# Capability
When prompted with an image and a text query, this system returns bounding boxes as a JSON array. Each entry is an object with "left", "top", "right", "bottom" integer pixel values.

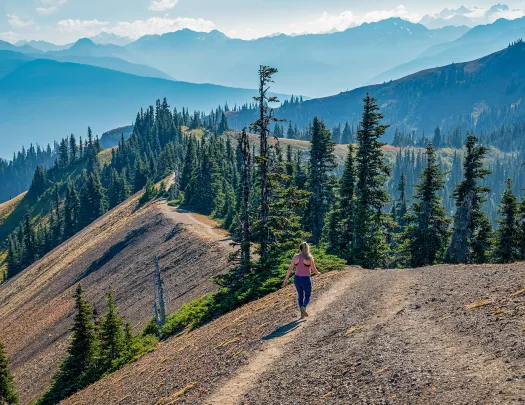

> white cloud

[
  {"left": 36, "top": 0, "right": 68, "bottom": 15},
  {"left": 148, "top": 0, "right": 179, "bottom": 12},
  {"left": 289, "top": 5, "right": 419, "bottom": 36},
  {"left": 361, "top": 5, "right": 419, "bottom": 24},
  {"left": 56, "top": 19, "right": 108, "bottom": 36},
  {"left": 106, "top": 17, "right": 216, "bottom": 39},
  {"left": 0, "top": 31, "right": 19, "bottom": 43},
  {"left": 312, "top": 11, "right": 357, "bottom": 33},
  {"left": 487, "top": 9, "right": 525, "bottom": 23},
  {"left": 7, "top": 14, "right": 34, "bottom": 28}
]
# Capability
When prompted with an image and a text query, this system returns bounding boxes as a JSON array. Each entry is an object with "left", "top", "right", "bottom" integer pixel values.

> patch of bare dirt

[{"left": 0, "top": 195, "right": 233, "bottom": 405}]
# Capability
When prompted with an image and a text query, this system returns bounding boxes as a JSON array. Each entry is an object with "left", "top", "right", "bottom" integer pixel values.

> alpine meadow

[{"left": 1, "top": 2, "right": 525, "bottom": 404}]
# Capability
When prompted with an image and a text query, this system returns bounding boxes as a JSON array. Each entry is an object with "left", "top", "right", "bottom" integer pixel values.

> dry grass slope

[{"left": 0, "top": 192, "right": 233, "bottom": 405}]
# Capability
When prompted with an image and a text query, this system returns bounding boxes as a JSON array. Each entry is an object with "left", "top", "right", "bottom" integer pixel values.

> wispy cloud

[
  {"left": 7, "top": 14, "right": 34, "bottom": 28},
  {"left": 106, "top": 17, "right": 215, "bottom": 39},
  {"left": 56, "top": 19, "right": 108, "bottom": 36},
  {"left": 148, "top": 0, "right": 179, "bottom": 12},
  {"left": 36, "top": 0, "right": 68, "bottom": 15},
  {"left": 0, "top": 31, "right": 19, "bottom": 43},
  {"left": 289, "top": 5, "right": 419, "bottom": 36}
]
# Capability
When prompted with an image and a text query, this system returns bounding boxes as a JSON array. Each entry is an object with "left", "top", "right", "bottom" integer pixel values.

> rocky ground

[{"left": 62, "top": 263, "right": 525, "bottom": 404}]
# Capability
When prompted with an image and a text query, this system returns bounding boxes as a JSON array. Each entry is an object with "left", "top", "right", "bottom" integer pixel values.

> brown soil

[
  {"left": 0, "top": 193, "right": 233, "bottom": 405},
  {"left": 60, "top": 264, "right": 525, "bottom": 404}
]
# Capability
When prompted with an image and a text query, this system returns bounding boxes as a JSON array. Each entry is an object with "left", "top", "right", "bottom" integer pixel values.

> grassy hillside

[
  {"left": 60, "top": 264, "right": 525, "bottom": 404},
  {"left": 0, "top": 189, "right": 233, "bottom": 404}
]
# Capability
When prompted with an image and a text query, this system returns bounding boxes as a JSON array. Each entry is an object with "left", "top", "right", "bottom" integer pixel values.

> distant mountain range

[
  {"left": 0, "top": 59, "right": 282, "bottom": 158},
  {"left": 122, "top": 20, "right": 467, "bottom": 97},
  {"left": 419, "top": 4, "right": 523, "bottom": 29},
  {"left": 370, "top": 15, "right": 525, "bottom": 84},
  {"left": 228, "top": 41, "right": 525, "bottom": 143}
]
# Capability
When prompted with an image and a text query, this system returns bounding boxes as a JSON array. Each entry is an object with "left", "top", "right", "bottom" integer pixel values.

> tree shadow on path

[{"left": 262, "top": 319, "right": 306, "bottom": 341}]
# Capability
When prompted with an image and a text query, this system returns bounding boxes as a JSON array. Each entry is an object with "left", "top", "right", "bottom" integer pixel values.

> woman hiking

[{"left": 283, "top": 242, "right": 321, "bottom": 319}]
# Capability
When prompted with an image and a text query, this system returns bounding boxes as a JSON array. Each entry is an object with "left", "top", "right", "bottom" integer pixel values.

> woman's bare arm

[
  {"left": 283, "top": 256, "right": 297, "bottom": 286},
  {"left": 311, "top": 258, "right": 321, "bottom": 276}
]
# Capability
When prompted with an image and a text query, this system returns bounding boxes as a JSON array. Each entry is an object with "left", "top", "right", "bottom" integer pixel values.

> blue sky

[{"left": 2, "top": 0, "right": 525, "bottom": 44}]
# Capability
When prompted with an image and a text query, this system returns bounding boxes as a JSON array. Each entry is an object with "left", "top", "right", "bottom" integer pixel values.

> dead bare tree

[{"left": 153, "top": 256, "right": 166, "bottom": 335}]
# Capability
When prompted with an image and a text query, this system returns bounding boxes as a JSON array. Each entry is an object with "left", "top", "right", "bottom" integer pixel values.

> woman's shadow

[{"left": 262, "top": 319, "right": 306, "bottom": 341}]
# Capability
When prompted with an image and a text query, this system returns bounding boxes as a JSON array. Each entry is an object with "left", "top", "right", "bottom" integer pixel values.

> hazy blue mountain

[
  {"left": 0, "top": 51, "right": 32, "bottom": 78},
  {"left": 124, "top": 19, "right": 469, "bottom": 97},
  {"left": 229, "top": 42, "right": 525, "bottom": 143},
  {"left": 42, "top": 54, "right": 174, "bottom": 80},
  {"left": 90, "top": 32, "right": 133, "bottom": 46},
  {"left": 48, "top": 38, "right": 135, "bottom": 62},
  {"left": 0, "top": 59, "right": 280, "bottom": 158},
  {"left": 0, "top": 48, "right": 172, "bottom": 81},
  {"left": 16, "top": 40, "right": 71, "bottom": 52},
  {"left": 371, "top": 16, "right": 525, "bottom": 84}
]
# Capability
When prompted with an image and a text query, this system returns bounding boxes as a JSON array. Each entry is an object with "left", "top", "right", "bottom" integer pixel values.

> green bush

[{"left": 161, "top": 294, "right": 215, "bottom": 337}]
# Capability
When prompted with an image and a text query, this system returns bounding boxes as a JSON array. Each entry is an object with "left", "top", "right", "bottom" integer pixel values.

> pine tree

[
  {"left": 63, "top": 182, "right": 80, "bottom": 239},
  {"left": 446, "top": 135, "right": 492, "bottom": 264},
  {"left": 79, "top": 171, "right": 108, "bottom": 227},
  {"left": 403, "top": 143, "right": 450, "bottom": 267},
  {"left": 250, "top": 65, "right": 279, "bottom": 260},
  {"left": 341, "top": 121, "right": 353, "bottom": 144},
  {"left": 180, "top": 136, "right": 197, "bottom": 193},
  {"left": 40, "top": 285, "right": 99, "bottom": 405},
  {"left": 237, "top": 128, "right": 251, "bottom": 272},
  {"left": 433, "top": 126, "right": 442, "bottom": 148},
  {"left": 0, "top": 340, "right": 18, "bottom": 405},
  {"left": 307, "top": 117, "right": 336, "bottom": 244},
  {"left": 327, "top": 144, "right": 356, "bottom": 261},
  {"left": 395, "top": 172, "right": 408, "bottom": 227},
  {"left": 352, "top": 93, "right": 391, "bottom": 268},
  {"left": 494, "top": 179, "right": 520, "bottom": 263},
  {"left": 99, "top": 290, "right": 125, "bottom": 370},
  {"left": 28, "top": 166, "right": 47, "bottom": 198}
]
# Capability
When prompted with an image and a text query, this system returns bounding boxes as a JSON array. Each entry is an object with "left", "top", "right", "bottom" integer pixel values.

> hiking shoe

[
  {"left": 301, "top": 306, "right": 309, "bottom": 318},
  {"left": 299, "top": 307, "right": 305, "bottom": 319}
]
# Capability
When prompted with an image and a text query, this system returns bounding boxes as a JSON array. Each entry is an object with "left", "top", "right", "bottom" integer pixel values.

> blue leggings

[{"left": 294, "top": 276, "right": 312, "bottom": 308}]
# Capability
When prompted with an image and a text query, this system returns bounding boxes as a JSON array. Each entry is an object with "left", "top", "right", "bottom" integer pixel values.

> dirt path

[
  {"left": 158, "top": 202, "right": 232, "bottom": 248},
  {"left": 205, "top": 269, "right": 368, "bottom": 405}
]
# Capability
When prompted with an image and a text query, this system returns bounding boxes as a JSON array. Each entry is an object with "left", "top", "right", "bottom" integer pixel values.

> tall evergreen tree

[
  {"left": 307, "top": 117, "right": 336, "bottom": 244},
  {"left": 0, "top": 340, "right": 18, "bottom": 405},
  {"left": 494, "top": 179, "right": 520, "bottom": 263},
  {"left": 40, "top": 285, "right": 99, "bottom": 405},
  {"left": 99, "top": 290, "right": 125, "bottom": 369},
  {"left": 63, "top": 182, "right": 80, "bottom": 239},
  {"left": 395, "top": 172, "right": 408, "bottom": 227},
  {"left": 327, "top": 144, "right": 356, "bottom": 261},
  {"left": 446, "top": 135, "right": 492, "bottom": 264},
  {"left": 237, "top": 128, "right": 252, "bottom": 272},
  {"left": 250, "top": 65, "right": 279, "bottom": 261},
  {"left": 403, "top": 143, "right": 450, "bottom": 267},
  {"left": 352, "top": 94, "right": 391, "bottom": 268}
]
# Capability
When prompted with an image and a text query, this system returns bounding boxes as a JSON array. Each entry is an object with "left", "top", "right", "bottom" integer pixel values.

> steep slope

[
  {"left": 0, "top": 59, "right": 276, "bottom": 159},
  {"left": 0, "top": 191, "right": 233, "bottom": 404},
  {"left": 61, "top": 263, "right": 525, "bottom": 404},
  {"left": 373, "top": 15, "right": 525, "bottom": 84},
  {"left": 125, "top": 21, "right": 468, "bottom": 97},
  {"left": 229, "top": 41, "right": 525, "bottom": 143}
]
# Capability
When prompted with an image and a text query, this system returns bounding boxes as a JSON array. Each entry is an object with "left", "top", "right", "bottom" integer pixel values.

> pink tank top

[{"left": 295, "top": 254, "right": 312, "bottom": 277}]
